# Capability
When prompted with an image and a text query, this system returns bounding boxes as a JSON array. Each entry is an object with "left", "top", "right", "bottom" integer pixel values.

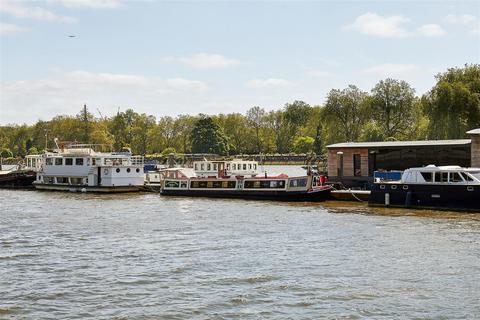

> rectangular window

[
  {"left": 194, "top": 164, "right": 198, "bottom": 170},
  {"left": 55, "top": 158, "right": 63, "bottom": 166},
  {"left": 353, "top": 154, "right": 361, "bottom": 176},
  {"left": 65, "top": 158, "right": 73, "bottom": 165},
  {"left": 92, "top": 158, "right": 96, "bottom": 166},
  {"left": 421, "top": 172, "right": 433, "bottom": 182},
  {"left": 201, "top": 164, "right": 205, "bottom": 170},
  {"left": 46, "top": 158, "right": 53, "bottom": 165},
  {"left": 249, "top": 164, "right": 252, "bottom": 170},
  {"left": 207, "top": 163, "right": 211, "bottom": 171},
  {"left": 243, "top": 164, "right": 247, "bottom": 170},
  {"left": 253, "top": 164, "right": 257, "bottom": 170},
  {"left": 289, "top": 178, "right": 308, "bottom": 187},
  {"left": 75, "top": 158, "right": 84, "bottom": 166},
  {"left": 226, "top": 164, "right": 230, "bottom": 170},
  {"left": 213, "top": 163, "right": 217, "bottom": 170},
  {"left": 232, "top": 164, "right": 236, "bottom": 170}
]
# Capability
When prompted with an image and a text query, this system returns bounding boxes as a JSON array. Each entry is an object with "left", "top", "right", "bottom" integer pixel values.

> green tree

[
  {"left": 423, "top": 64, "right": 480, "bottom": 139},
  {"left": 369, "top": 78, "right": 416, "bottom": 140},
  {"left": 323, "top": 85, "right": 368, "bottom": 142},
  {"left": 293, "top": 136, "right": 314, "bottom": 154},
  {"left": 191, "top": 116, "right": 229, "bottom": 155},
  {"left": 246, "top": 106, "right": 266, "bottom": 153}
]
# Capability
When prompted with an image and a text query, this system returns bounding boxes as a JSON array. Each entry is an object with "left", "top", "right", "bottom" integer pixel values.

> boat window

[
  {"left": 420, "top": 172, "right": 433, "bottom": 182},
  {"left": 194, "top": 163, "right": 198, "bottom": 170},
  {"left": 244, "top": 180, "right": 285, "bottom": 189},
  {"left": 249, "top": 164, "right": 252, "bottom": 170},
  {"left": 289, "top": 178, "right": 307, "bottom": 187},
  {"left": 226, "top": 163, "right": 230, "bottom": 170},
  {"left": 65, "top": 158, "right": 73, "bottom": 166},
  {"left": 116, "top": 168, "right": 120, "bottom": 173},
  {"left": 75, "top": 158, "right": 84, "bottom": 166},
  {"left": 243, "top": 164, "right": 247, "bottom": 170},
  {"left": 207, "top": 163, "right": 211, "bottom": 171},
  {"left": 232, "top": 164, "right": 236, "bottom": 170},
  {"left": 213, "top": 163, "right": 217, "bottom": 170},
  {"left": 55, "top": 158, "right": 63, "bottom": 166},
  {"left": 450, "top": 172, "right": 463, "bottom": 183},
  {"left": 253, "top": 164, "right": 257, "bottom": 170},
  {"left": 434, "top": 172, "right": 448, "bottom": 183},
  {"left": 92, "top": 158, "right": 96, "bottom": 166},
  {"left": 201, "top": 164, "right": 205, "bottom": 170},
  {"left": 46, "top": 158, "right": 53, "bottom": 165},
  {"left": 463, "top": 173, "right": 475, "bottom": 182}
]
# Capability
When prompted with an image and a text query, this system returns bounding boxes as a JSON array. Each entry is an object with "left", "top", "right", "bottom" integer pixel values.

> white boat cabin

[
  {"left": 193, "top": 159, "right": 259, "bottom": 177},
  {"left": 378, "top": 165, "right": 480, "bottom": 185},
  {"left": 26, "top": 143, "right": 144, "bottom": 188}
]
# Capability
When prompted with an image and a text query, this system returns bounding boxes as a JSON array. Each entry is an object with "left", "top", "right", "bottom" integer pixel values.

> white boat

[
  {"left": 26, "top": 140, "right": 144, "bottom": 193},
  {"left": 369, "top": 165, "right": 480, "bottom": 211}
]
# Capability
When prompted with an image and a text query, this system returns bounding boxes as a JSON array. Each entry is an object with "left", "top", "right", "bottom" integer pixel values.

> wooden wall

[
  {"left": 471, "top": 135, "right": 480, "bottom": 167},
  {"left": 328, "top": 148, "right": 369, "bottom": 177}
]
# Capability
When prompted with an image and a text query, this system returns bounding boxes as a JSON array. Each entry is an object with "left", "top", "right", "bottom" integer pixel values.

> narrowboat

[
  {"left": 160, "top": 159, "right": 332, "bottom": 201},
  {"left": 26, "top": 140, "right": 145, "bottom": 193},
  {"left": 369, "top": 165, "right": 480, "bottom": 212}
]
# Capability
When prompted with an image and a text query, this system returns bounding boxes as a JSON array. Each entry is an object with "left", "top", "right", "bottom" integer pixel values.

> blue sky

[{"left": 1, "top": 0, "right": 479, "bottom": 124}]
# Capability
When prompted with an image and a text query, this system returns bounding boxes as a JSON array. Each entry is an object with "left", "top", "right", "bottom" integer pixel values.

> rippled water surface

[{"left": 1, "top": 186, "right": 480, "bottom": 319}]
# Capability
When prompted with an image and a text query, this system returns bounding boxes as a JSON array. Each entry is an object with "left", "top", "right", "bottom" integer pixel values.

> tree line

[{"left": 1, "top": 64, "right": 479, "bottom": 158}]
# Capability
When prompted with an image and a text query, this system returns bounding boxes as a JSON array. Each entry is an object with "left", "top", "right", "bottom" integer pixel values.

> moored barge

[
  {"left": 26, "top": 140, "right": 145, "bottom": 193},
  {"left": 160, "top": 159, "right": 332, "bottom": 201},
  {"left": 369, "top": 165, "right": 480, "bottom": 212}
]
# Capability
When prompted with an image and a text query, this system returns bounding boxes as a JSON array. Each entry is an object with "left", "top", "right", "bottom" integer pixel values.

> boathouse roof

[
  {"left": 326, "top": 139, "right": 471, "bottom": 149},
  {"left": 467, "top": 129, "right": 480, "bottom": 135}
]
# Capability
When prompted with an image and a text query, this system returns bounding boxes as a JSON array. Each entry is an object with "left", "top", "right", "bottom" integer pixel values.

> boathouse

[{"left": 326, "top": 129, "right": 480, "bottom": 188}]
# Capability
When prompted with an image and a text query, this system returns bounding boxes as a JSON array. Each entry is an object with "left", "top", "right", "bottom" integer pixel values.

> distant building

[{"left": 326, "top": 129, "right": 480, "bottom": 188}]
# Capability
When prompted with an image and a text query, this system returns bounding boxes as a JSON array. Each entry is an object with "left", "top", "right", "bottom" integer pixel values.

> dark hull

[
  {"left": 34, "top": 184, "right": 142, "bottom": 193},
  {"left": 161, "top": 188, "right": 332, "bottom": 202},
  {"left": 0, "top": 170, "right": 36, "bottom": 189},
  {"left": 369, "top": 183, "right": 480, "bottom": 212}
]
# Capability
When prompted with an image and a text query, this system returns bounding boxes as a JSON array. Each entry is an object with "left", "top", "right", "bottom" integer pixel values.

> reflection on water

[{"left": 1, "top": 181, "right": 480, "bottom": 319}]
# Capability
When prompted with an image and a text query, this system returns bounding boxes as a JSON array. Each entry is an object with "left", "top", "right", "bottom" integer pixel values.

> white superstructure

[{"left": 26, "top": 142, "right": 144, "bottom": 192}]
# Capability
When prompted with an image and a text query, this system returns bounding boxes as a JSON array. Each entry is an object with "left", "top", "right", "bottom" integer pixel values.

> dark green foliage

[{"left": 191, "top": 116, "right": 229, "bottom": 155}]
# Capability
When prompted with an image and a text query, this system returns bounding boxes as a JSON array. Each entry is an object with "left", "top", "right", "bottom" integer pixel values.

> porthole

[
  {"left": 116, "top": 168, "right": 120, "bottom": 173},
  {"left": 391, "top": 185, "right": 397, "bottom": 190},
  {"left": 380, "top": 185, "right": 386, "bottom": 190},
  {"left": 127, "top": 168, "right": 131, "bottom": 173},
  {"left": 403, "top": 185, "right": 409, "bottom": 190},
  {"left": 136, "top": 168, "right": 140, "bottom": 173},
  {"left": 467, "top": 186, "right": 474, "bottom": 192}
]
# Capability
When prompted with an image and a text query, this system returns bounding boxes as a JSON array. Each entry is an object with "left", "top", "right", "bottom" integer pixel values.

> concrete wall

[
  {"left": 471, "top": 135, "right": 480, "bottom": 167},
  {"left": 328, "top": 148, "right": 369, "bottom": 177}
]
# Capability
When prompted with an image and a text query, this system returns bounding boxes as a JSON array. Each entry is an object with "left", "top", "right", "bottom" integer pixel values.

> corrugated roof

[
  {"left": 326, "top": 139, "right": 471, "bottom": 149},
  {"left": 466, "top": 129, "right": 480, "bottom": 135}
]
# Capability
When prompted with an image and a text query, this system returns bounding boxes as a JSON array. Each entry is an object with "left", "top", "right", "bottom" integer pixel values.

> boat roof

[
  {"left": 466, "top": 128, "right": 480, "bottom": 135},
  {"left": 327, "top": 139, "right": 471, "bottom": 149},
  {"left": 406, "top": 165, "right": 480, "bottom": 172}
]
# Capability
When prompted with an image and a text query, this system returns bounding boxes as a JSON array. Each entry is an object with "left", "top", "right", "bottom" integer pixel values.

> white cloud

[
  {"left": 245, "top": 78, "right": 294, "bottom": 89},
  {"left": 364, "top": 63, "right": 418, "bottom": 77},
  {"left": 344, "top": 12, "right": 410, "bottom": 38},
  {"left": 444, "top": 14, "right": 477, "bottom": 25},
  {"left": 47, "top": 0, "right": 122, "bottom": 9},
  {"left": 165, "top": 78, "right": 209, "bottom": 91},
  {"left": 0, "top": 22, "right": 28, "bottom": 35},
  {"left": 0, "top": 0, "right": 76, "bottom": 23},
  {"left": 417, "top": 24, "right": 446, "bottom": 37},
  {"left": 0, "top": 70, "right": 209, "bottom": 123},
  {"left": 177, "top": 53, "right": 240, "bottom": 69}
]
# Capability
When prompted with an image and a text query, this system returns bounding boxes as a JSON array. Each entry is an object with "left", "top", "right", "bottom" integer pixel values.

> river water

[{"left": 1, "top": 166, "right": 480, "bottom": 319}]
